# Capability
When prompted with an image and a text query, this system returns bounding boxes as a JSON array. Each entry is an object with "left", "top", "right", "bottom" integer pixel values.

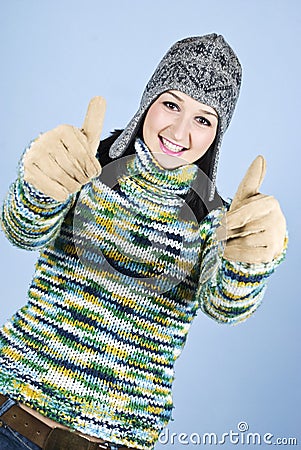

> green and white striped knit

[{"left": 0, "top": 138, "right": 287, "bottom": 449}]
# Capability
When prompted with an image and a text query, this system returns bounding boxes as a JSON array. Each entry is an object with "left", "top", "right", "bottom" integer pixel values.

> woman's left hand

[{"left": 218, "top": 155, "right": 287, "bottom": 264}]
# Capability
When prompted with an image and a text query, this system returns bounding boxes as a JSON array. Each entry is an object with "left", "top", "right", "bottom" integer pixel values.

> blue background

[{"left": 0, "top": 1, "right": 300, "bottom": 448}]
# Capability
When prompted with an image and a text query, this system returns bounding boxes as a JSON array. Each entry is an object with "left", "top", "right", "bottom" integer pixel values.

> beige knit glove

[
  {"left": 23, "top": 96, "right": 106, "bottom": 202},
  {"left": 219, "top": 155, "right": 287, "bottom": 264}
]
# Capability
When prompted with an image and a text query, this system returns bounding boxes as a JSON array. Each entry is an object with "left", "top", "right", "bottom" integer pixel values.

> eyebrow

[{"left": 166, "top": 91, "right": 218, "bottom": 119}]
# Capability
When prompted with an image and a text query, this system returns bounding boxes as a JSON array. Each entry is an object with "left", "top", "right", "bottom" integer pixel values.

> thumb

[
  {"left": 231, "top": 155, "right": 266, "bottom": 210},
  {"left": 81, "top": 96, "right": 106, "bottom": 154}
]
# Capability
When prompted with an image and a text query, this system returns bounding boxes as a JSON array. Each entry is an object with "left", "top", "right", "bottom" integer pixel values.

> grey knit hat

[{"left": 109, "top": 33, "right": 242, "bottom": 200}]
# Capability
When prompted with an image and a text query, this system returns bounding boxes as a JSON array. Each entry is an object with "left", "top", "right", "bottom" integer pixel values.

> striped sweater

[{"left": 0, "top": 138, "right": 286, "bottom": 449}]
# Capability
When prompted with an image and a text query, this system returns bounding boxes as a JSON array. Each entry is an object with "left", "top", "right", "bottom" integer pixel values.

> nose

[{"left": 170, "top": 116, "right": 191, "bottom": 148}]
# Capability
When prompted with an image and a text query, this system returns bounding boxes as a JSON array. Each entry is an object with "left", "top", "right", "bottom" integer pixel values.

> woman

[{"left": 0, "top": 34, "right": 287, "bottom": 450}]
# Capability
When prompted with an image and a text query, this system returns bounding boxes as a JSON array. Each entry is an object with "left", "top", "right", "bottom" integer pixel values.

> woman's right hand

[{"left": 23, "top": 96, "right": 106, "bottom": 202}]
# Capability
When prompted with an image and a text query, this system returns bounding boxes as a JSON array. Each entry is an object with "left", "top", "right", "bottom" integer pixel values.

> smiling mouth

[{"left": 159, "top": 136, "right": 188, "bottom": 155}]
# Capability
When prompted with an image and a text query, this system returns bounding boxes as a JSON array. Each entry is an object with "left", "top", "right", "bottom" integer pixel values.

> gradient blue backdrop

[{"left": 1, "top": 1, "right": 300, "bottom": 448}]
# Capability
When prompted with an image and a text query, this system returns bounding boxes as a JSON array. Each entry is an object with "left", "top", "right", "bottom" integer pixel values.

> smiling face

[{"left": 142, "top": 90, "right": 218, "bottom": 169}]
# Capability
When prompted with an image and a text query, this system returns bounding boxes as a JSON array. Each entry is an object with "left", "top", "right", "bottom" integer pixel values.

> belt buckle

[{"left": 43, "top": 427, "right": 111, "bottom": 450}]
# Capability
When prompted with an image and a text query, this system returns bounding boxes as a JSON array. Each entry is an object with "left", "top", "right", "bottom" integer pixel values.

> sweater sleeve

[
  {"left": 1, "top": 142, "right": 77, "bottom": 250},
  {"left": 196, "top": 205, "right": 288, "bottom": 325}
]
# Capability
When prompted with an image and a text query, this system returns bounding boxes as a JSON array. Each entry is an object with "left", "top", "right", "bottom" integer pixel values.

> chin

[{"left": 152, "top": 152, "right": 187, "bottom": 170}]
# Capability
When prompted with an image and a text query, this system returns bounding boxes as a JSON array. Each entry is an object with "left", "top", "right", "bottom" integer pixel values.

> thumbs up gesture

[
  {"left": 221, "top": 155, "right": 287, "bottom": 264},
  {"left": 23, "top": 97, "right": 106, "bottom": 202}
]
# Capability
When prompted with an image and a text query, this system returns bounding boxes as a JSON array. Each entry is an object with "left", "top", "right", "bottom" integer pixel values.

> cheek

[
  {"left": 143, "top": 103, "right": 166, "bottom": 139},
  {"left": 202, "top": 124, "right": 218, "bottom": 150},
  {"left": 190, "top": 128, "right": 217, "bottom": 162},
  {"left": 194, "top": 129, "right": 216, "bottom": 151},
  {"left": 207, "top": 128, "right": 217, "bottom": 147}
]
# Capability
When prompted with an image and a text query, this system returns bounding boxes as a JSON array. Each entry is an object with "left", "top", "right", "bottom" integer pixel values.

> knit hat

[{"left": 109, "top": 33, "right": 242, "bottom": 200}]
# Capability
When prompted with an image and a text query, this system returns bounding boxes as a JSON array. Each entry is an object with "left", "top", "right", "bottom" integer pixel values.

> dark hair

[{"left": 96, "top": 130, "right": 225, "bottom": 223}]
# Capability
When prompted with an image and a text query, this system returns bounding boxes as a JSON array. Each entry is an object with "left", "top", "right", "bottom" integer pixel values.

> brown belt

[{"left": 0, "top": 394, "right": 135, "bottom": 450}]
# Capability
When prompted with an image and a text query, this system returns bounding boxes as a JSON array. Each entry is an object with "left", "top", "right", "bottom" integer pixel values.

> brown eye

[
  {"left": 196, "top": 116, "right": 211, "bottom": 126},
  {"left": 163, "top": 101, "right": 180, "bottom": 111}
]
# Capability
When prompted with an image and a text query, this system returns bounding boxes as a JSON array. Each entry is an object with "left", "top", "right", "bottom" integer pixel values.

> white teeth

[{"left": 161, "top": 137, "right": 184, "bottom": 153}]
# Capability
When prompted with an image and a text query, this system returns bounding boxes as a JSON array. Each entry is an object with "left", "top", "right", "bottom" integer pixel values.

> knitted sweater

[{"left": 0, "top": 138, "right": 286, "bottom": 449}]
